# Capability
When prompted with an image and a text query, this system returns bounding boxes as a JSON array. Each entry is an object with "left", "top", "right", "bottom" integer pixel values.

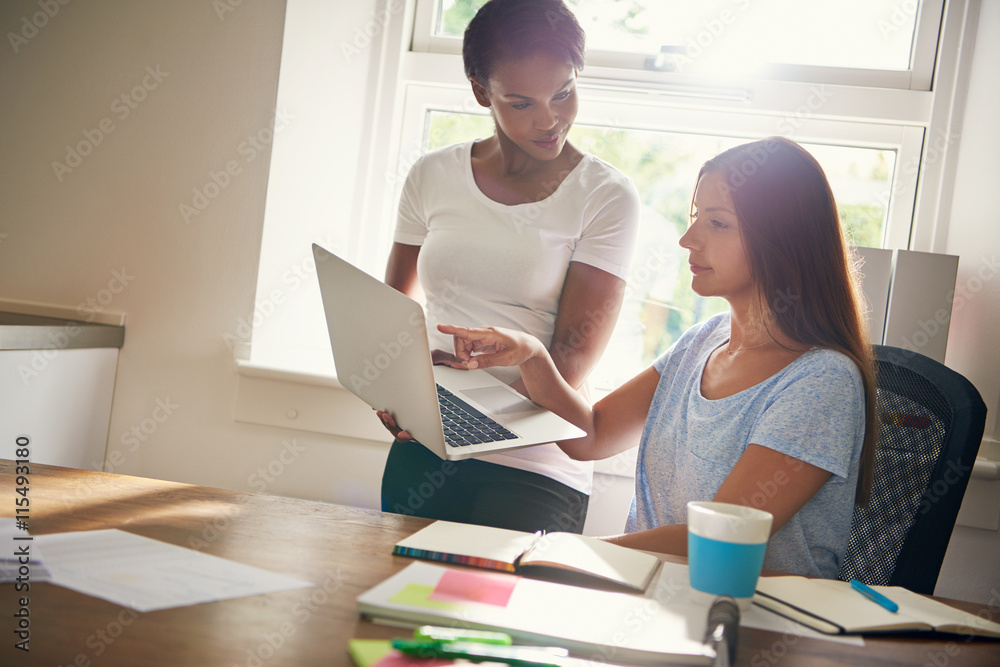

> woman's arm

[
  {"left": 384, "top": 242, "right": 423, "bottom": 301},
  {"left": 603, "top": 445, "right": 832, "bottom": 555},
  {"left": 385, "top": 242, "right": 462, "bottom": 368},
  {"left": 547, "top": 262, "right": 625, "bottom": 390},
  {"left": 441, "top": 324, "right": 657, "bottom": 461},
  {"left": 501, "top": 262, "right": 625, "bottom": 397}
]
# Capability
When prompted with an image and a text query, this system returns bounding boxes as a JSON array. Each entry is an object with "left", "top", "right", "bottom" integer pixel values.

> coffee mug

[{"left": 687, "top": 501, "right": 773, "bottom": 606}]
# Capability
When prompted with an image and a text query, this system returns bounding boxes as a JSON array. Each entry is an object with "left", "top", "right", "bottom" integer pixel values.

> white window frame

[{"left": 411, "top": 0, "right": 944, "bottom": 90}]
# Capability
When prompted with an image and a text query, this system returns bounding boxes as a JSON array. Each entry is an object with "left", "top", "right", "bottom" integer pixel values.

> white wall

[
  {"left": 1, "top": 0, "right": 997, "bottom": 602},
  {"left": 934, "top": 1, "right": 1000, "bottom": 604},
  {"left": 0, "top": 0, "right": 390, "bottom": 509}
]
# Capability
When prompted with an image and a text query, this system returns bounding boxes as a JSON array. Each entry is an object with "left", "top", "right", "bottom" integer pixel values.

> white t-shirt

[{"left": 393, "top": 140, "right": 640, "bottom": 493}]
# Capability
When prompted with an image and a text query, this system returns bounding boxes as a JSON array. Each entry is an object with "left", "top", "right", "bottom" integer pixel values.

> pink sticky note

[{"left": 428, "top": 568, "right": 519, "bottom": 607}]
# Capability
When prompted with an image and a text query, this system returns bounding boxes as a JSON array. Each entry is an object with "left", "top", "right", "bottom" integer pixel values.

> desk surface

[{"left": 1, "top": 459, "right": 997, "bottom": 666}]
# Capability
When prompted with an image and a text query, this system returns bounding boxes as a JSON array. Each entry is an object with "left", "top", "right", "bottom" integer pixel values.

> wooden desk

[{"left": 2, "top": 460, "right": 997, "bottom": 666}]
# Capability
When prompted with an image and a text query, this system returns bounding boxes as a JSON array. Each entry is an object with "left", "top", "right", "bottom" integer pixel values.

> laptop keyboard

[{"left": 436, "top": 385, "right": 518, "bottom": 447}]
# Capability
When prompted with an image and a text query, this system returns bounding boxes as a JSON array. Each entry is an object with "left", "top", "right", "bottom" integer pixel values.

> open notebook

[
  {"left": 393, "top": 520, "right": 661, "bottom": 593},
  {"left": 754, "top": 575, "right": 1000, "bottom": 637}
]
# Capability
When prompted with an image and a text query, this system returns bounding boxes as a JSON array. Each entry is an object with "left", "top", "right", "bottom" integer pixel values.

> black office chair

[{"left": 838, "top": 344, "right": 987, "bottom": 595}]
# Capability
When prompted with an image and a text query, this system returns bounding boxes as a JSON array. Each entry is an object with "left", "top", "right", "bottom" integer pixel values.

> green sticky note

[
  {"left": 347, "top": 639, "right": 393, "bottom": 667},
  {"left": 389, "top": 583, "right": 463, "bottom": 610}
]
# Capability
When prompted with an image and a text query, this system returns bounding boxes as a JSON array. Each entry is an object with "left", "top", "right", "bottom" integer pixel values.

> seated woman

[{"left": 419, "top": 137, "right": 877, "bottom": 579}]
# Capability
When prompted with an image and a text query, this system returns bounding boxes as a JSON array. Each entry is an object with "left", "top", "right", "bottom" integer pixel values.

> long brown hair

[{"left": 699, "top": 136, "right": 877, "bottom": 506}]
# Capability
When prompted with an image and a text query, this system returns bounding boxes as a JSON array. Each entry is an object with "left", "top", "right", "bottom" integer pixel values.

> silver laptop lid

[{"left": 312, "top": 244, "right": 447, "bottom": 457}]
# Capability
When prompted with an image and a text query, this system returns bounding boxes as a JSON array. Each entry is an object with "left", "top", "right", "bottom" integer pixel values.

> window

[
  {"left": 243, "top": 0, "right": 972, "bottom": 409},
  {"left": 416, "top": 0, "right": 942, "bottom": 87}
]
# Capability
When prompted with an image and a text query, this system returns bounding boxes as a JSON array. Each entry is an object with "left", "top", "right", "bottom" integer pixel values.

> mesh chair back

[{"left": 838, "top": 345, "right": 986, "bottom": 595}]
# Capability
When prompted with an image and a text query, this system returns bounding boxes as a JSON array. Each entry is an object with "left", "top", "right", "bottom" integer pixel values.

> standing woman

[
  {"left": 441, "top": 137, "right": 878, "bottom": 579},
  {"left": 379, "top": 0, "right": 640, "bottom": 533}
]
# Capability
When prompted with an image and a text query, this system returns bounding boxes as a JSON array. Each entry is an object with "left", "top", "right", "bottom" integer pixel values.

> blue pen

[{"left": 850, "top": 579, "right": 899, "bottom": 613}]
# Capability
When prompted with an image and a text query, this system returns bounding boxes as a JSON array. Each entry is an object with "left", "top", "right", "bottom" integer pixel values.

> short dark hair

[{"left": 463, "top": 0, "right": 586, "bottom": 84}]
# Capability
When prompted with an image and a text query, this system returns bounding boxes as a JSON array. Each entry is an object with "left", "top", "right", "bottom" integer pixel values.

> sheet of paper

[{"left": 35, "top": 529, "right": 312, "bottom": 612}]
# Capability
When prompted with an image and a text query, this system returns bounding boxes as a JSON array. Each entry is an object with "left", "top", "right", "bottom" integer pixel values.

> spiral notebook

[{"left": 392, "top": 520, "right": 661, "bottom": 593}]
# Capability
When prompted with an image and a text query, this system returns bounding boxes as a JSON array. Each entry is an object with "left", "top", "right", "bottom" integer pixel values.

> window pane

[
  {"left": 436, "top": 0, "right": 919, "bottom": 72},
  {"left": 424, "top": 110, "right": 893, "bottom": 390}
]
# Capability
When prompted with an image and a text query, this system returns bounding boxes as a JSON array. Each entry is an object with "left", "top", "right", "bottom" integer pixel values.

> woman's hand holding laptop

[{"left": 377, "top": 324, "right": 542, "bottom": 444}]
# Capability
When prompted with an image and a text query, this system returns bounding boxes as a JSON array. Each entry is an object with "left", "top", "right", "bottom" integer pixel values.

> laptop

[{"left": 312, "top": 244, "right": 586, "bottom": 460}]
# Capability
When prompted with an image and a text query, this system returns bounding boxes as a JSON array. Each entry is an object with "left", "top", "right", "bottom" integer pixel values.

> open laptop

[{"left": 313, "top": 244, "right": 586, "bottom": 460}]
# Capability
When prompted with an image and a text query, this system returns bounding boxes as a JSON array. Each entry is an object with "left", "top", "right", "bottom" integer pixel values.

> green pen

[
  {"left": 414, "top": 624, "right": 513, "bottom": 645},
  {"left": 391, "top": 639, "right": 568, "bottom": 666}
]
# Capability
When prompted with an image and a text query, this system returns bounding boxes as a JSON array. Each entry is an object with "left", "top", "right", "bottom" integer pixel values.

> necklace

[{"left": 726, "top": 339, "right": 773, "bottom": 355}]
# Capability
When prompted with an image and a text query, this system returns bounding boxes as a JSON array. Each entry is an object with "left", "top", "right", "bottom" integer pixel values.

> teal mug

[{"left": 687, "top": 501, "right": 773, "bottom": 608}]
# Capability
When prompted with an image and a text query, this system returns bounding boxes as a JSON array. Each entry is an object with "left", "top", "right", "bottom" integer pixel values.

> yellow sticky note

[{"left": 388, "top": 583, "right": 463, "bottom": 610}]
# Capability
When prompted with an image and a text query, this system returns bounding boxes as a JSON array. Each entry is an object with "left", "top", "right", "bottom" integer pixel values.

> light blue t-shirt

[{"left": 625, "top": 313, "right": 865, "bottom": 578}]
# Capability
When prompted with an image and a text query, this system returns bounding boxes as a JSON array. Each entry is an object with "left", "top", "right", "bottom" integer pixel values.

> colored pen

[
  {"left": 850, "top": 579, "right": 899, "bottom": 613},
  {"left": 392, "top": 639, "right": 568, "bottom": 666},
  {"left": 414, "top": 625, "right": 513, "bottom": 645}
]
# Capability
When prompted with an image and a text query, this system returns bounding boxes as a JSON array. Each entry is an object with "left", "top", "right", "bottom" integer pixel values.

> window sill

[{"left": 233, "top": 358, "right": 391, "bottom": 442}]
